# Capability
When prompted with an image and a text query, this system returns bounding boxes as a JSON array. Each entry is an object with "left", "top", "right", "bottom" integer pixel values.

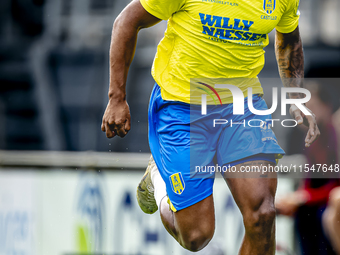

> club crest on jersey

[
  {"left": 170, "top": 173, "right": 185, "bottom": 195},
  {"left": 263, "top": 0, "right": 276, "bottom": 14}
]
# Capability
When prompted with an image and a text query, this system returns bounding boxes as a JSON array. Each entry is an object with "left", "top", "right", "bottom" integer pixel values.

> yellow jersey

[{"left": 140, "top": 0, "right": 300, "bottom": 104}]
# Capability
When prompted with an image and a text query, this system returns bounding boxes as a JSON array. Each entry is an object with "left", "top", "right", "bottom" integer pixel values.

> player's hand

[
  {"left": 289, "top": 104, "right": 320, "bottom": 147},
  {"left": 101, "top": 98, "right": 131, "bottom": 138}
]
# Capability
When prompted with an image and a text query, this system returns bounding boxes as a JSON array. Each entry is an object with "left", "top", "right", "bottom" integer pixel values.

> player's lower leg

[
  {"left": 225, "top": 161, "right": 277, "bottom": 255},
  {"left": 239, "top": 198, "right": 276, "bottom": 255}
]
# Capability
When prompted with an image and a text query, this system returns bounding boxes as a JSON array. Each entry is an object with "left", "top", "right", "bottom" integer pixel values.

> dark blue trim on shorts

[{"left": 225, "top": 153, "right": 277, "bottom": 167}]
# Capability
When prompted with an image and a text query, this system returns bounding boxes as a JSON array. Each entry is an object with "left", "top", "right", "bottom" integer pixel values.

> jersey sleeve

[
  {"left": 276, "top": 0, "right": 300, "bottom": 33},
  {"left": 140, "top": 0, "right": 186, "bottom": 20}
]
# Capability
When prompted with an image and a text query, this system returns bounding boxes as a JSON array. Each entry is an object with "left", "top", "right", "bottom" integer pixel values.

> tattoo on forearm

[{"left": 275, "top": 28, "right": 304, "bottom": 95}]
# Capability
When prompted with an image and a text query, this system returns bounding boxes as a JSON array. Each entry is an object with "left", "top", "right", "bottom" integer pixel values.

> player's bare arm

[
  {"left": 101, "top": 0, "right": 160, "bottom": 138},
  {"left": 275, "top": 26, "right": 303, "bottom": 80},
  {"left": 275, "top": 26, "right": 320, "bottom": 147}
]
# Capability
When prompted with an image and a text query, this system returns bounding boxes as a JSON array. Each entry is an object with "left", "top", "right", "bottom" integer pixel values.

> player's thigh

[
  {"left": 224, "top": 161, "right": 277, "bottom": 219},
  {"left": 174, "top": 194, "right": 215, "bottom": 243}
]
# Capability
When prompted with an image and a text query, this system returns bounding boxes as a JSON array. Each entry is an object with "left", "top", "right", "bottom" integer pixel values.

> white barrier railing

[{"left": 0, "top": 151, "right": 298, "bottom": 255}]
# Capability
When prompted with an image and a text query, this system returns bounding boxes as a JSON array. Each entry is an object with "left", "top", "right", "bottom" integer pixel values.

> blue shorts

[{"left": 148, "top": 84, "right": 285, "bottom": 211}]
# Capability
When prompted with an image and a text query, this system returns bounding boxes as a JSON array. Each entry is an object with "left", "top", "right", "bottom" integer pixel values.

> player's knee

[
  {"left": 182, "top": 228, "right": 214, "bottom": 252},
  {"left": 243, "top": 202, "right": 276, "bottom": 237}
]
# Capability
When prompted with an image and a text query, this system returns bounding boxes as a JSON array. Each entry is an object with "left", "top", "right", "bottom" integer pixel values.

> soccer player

[{"left": 101, "top": 0, "right": 320, "bottom": 254}]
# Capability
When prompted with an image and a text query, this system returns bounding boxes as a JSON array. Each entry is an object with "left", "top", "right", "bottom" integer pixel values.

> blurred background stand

[{"left": 0, "top": 0, "right": 339, "bottom": 153}]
